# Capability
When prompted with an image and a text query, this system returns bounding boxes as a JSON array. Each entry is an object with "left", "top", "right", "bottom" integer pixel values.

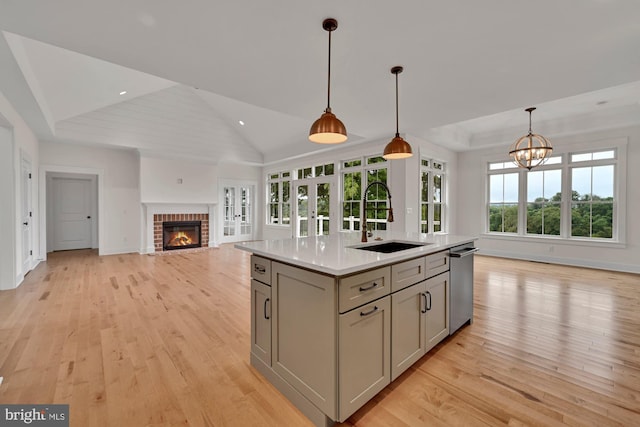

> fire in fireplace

[{"left": 163, "top": 221, "right": 202, "bottom": 251}]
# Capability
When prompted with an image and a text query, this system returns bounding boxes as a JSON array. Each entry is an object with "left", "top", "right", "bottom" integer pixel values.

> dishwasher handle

[{"left": 450, "top": 247, "right": 479, "bottom": 258}]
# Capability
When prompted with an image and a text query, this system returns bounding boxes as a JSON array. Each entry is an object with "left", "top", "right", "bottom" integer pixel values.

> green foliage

[
  {"left": 492, "top": 191, "right": 613, "bottom": 238},
  {"left": 489, "top": 204, "right": 518, "bottom": 233}
]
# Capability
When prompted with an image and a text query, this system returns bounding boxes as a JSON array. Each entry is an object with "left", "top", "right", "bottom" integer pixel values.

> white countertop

[{"left": 235, "top": 232, "right": 477, "bottom": 276}]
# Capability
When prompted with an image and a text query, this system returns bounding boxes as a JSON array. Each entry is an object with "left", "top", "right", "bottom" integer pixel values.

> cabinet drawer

[
  {"left": 251, "top": 255, "right": 272, "bottom": 285},
  {"left": 391, "top": 257, "right": 426, "bottom": 292},
  {"left": 339, "top": 267, "right": 391, "bottom": 313},
  {"left": 425, "top": 250, "right": 449, "bottom": 279}
]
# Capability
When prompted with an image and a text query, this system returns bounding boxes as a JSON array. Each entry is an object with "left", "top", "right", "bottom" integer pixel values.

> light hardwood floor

[{"left": 0, "top": 246, "right": 638, "bottom": 426}]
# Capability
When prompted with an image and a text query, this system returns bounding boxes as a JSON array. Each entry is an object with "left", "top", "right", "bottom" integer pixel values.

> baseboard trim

[{"left": 478, "top": 249, "right": 640, "bottom": 274}]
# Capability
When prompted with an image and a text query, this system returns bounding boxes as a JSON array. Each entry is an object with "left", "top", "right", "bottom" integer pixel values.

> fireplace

[{"left": 163, "top": 221, "right": 202, "bottom": 251}]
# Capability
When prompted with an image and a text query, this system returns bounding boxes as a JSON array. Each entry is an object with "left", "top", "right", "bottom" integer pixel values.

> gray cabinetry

[
  {"left": 339, "top": 267, "right": 390, "bottom": 313},
  {"left": 251, "top": 279, "right": 271, "bottom": 366},
  {"left": 271, "top": 261, "right": 337, "bottom": 419},
  {"left": 391, "top": 282, "right": 425, "bottom": 380},
  {"left": 391, "top": 257, "right": 425, "bottom": 292},
  {"left": 424, "top": 272, "right": 449, "bottom": 352},
  {"left": 390, "top": 251, "right": 450, "bottom": 380},
  {"left": 250, "top": 255, "right": 272, "bottom": 366},
  {"left": 247, "top": 245, "right": 468, "bottom": 427},
  {"left": 338, "top": 296, "right": 391, "bottom": 421}
]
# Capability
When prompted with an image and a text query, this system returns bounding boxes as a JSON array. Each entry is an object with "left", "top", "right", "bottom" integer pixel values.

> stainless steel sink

[{"left": 350, "top": 241, "right": 431, "bottom": 253}]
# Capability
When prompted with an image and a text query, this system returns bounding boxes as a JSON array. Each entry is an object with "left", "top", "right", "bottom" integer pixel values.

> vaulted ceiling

[{"left": 1, "top": 1, "right": 639, "bottom": 165}]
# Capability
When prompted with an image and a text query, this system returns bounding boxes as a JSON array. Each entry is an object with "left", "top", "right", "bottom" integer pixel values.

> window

[
  {"left": 488, "top": 169, "right": 519, "bottom": 233},
  {"left": 527, "top": 168, "right": 561, "bottom": 236},
  {"left": 420, "top": 159, "right": 447, "bottom": 233},
  {"left": 267, "top": 171, "right": 291, "bottom": 225},
  {"left": 296, "top": 163, "right": 335, "bottom": 179},
  {"left": 342, "top": 156, "right": 388, "bottom": 232},
  {"left": 571, "top": 158, "right": 615, "bottom": 239},
  {"left": 486, "top": 145, "right": 623, "bottom": 241}
]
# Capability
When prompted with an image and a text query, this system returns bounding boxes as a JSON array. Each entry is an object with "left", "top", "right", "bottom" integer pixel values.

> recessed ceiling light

[
  {"left": 238, "top": 120, "right": 245, "bottom": 126},
  {"left": 119, "top": 91, "right": 127, "bottom": 95}
]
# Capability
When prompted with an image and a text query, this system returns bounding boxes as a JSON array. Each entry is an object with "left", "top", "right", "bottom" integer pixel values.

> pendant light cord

[
  {"left": 395, "top": 71, "right": 400, "bottom": 137},
  {"left": 326, "top": 29, "right": 332, "bottom": 111}
]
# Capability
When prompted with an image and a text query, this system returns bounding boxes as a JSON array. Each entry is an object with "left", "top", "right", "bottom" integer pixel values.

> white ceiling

[{"left": 1, "top": 1, "right": 639, "bottom": 164}]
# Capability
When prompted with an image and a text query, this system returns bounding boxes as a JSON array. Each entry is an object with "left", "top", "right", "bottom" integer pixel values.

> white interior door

[
  {"left": 52, "top": 177, "right": 92, "bottom": 250},
  {"left": 294, "top": 179, "right": 332, "bottom": 237},
  {"left": 221, "top": 184, "right": 254, "bottom": 243},
  {"left": 21, "top": 156, "right": 32, "bottom": 272}
]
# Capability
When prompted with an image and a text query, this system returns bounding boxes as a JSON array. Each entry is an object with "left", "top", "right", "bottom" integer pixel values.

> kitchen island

[{"left": 236, "top": 232, "right": 476, "bottom": 426}]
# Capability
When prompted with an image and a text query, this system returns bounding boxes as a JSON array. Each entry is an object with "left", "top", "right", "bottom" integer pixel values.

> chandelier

[{"left": 509, "top": 107, "right": 552, "bottom": 170}]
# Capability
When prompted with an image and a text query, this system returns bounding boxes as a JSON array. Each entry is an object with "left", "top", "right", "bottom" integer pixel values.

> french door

[
  {"left": 294, "top": 179, "right": 333, "bottom": 237},
  {"left": 221, "top": 183, "right": 255, "bottom": 243}
]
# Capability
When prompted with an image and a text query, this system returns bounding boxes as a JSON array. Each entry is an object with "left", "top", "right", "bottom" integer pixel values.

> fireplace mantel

[{"left": 142, "top": 203, "right": 217, "bottom": 253}]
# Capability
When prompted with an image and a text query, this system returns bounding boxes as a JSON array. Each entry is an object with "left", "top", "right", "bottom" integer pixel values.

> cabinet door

[
  {"left": 391, "top": 282, "right": 426, "bottom": 381},
  {"left": 272, "top": 262, "right": 337, "bottom": 419},
  {"left": 251, "top": 279, "right": 271, "bottom": 365},
  {"left": 424, "top": 272, "right": 449, "bottom": 352},
  {"left": 338, "top": 296, "right": 391, "bottom": 422}
]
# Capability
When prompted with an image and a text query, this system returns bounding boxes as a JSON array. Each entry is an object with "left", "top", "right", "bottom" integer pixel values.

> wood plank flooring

[{"left": 0, "top": 246, "right": 638, "bottom": 426}]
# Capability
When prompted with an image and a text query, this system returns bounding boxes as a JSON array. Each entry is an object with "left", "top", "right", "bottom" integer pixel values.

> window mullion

[{"left": 519, "top": 170, "right": 527, "bottom": 235}]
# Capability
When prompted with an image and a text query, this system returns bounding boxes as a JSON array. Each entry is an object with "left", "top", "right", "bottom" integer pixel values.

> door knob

[{"left": 23, "top": 222, "right": 28, "bottom": 226}]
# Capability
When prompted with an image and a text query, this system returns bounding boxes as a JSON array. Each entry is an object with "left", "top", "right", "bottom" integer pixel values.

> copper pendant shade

[
  {"left": 508, "top": 107, "right": 553, "bottom": 170},
  {"left": 383, "top": 66, "right": 413, "bottom": 160},
  {"left": 309, "top": 18, "right": 347, "bottom": 144}
]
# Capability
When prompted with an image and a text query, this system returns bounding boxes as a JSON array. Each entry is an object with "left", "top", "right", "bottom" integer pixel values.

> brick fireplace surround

[{"left": 153, "top": 213, "right": 209, "bottom": 252}]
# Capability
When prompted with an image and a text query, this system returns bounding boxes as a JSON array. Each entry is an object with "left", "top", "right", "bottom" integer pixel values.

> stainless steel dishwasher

[{"left": 449, "top": 244, "right": 478, "bottom": 334}]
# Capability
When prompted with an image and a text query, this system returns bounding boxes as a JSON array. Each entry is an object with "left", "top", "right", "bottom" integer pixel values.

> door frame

[
  {"left": 218, "top": 179, "right": 257, "bottom": 243},
  {"left": 293, "top": 176, "right": 337, "bottom": 238},
  {"left": 39, "top": 165, "right": 103, "bottom": 260},
  {"left": 49, "top": 175, "right": 95, "bottom": 251},
  {"left": 20, "top": 150, "right": 33, "bottom": 273}
]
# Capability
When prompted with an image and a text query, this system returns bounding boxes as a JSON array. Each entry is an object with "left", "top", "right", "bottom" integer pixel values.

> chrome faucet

[{"left": 361, "top": 181, "right": 394, "bottom": 242}]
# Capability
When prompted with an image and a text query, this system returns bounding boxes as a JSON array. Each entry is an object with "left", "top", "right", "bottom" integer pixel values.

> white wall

[
  {"left": 0, "top": 90, "right": 40, "bottom": 290},
  {"left": 457, "top": 125, "right": 640, "bottom": 273},
  {"left": 140, "top": 156, "right": 218, "bottom": 203},
  {"left": 39, "top": 142, "right": 140, "bottom": 255}
]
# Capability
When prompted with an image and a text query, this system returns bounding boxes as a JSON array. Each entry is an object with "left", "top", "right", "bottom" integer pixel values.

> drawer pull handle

[
  {"left": 426, "top": 291, "right": 432, "bottom": 311},
  {"left": 254, "top": 264, "right": 266, "bottom": 274},
  {"left": 360, "top": 306, "right": 378, "bottom": 317},
  {"left": 264, "top": 298, "right": 270, "bottom": 320},
  {"left": 421, "top": 292, "right": 428, "bottom": 313},
  {"left": 359, "top": 282, "right": 379, "bottom": 292}
]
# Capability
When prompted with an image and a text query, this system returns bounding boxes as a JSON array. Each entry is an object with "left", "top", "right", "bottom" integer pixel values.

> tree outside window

[
  {"left": 420, "top": 159, "right": 446, "bottom": 233},
  {"left": 571, "top": 165, "right": 614, "bottom": 238},
  {"left": 488, "top": 173, "right": 519, "bottom": 233},
  {"left": 527, "top": 169, "right": 561, "bottom": 236},
  {"left": 341, "top": 156, "right": 388, "bottom": 232}
]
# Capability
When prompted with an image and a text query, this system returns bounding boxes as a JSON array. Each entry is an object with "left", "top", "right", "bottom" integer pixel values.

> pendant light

[
  {"left": 383, "top": 66, "right": 413, "bottom": 160},
  {"left": 309, "top": 18, "right": 347, "bottom": 144},
  {"left": 509, "top": 107, "right": 553, "bottom": 170}
]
